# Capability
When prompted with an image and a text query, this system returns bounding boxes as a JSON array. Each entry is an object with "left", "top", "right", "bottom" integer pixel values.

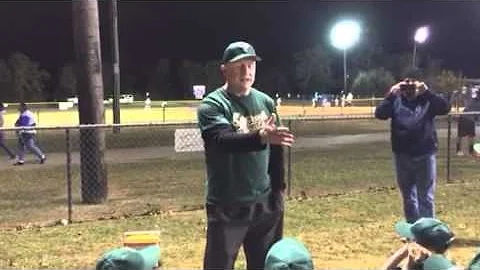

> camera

[
  {"left": 400, "top": 83, "right": 416, "bottom": 92},
  {"left": 400, "top": 82, "right": 417, "bottom": 97}
]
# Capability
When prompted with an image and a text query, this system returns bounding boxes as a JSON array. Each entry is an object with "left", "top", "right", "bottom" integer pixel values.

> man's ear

[{"left": 220, "top": 64, "right": 227, "bottom": 77}]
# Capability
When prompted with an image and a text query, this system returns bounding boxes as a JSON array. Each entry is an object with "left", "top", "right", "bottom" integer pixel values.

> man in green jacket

[{"left": 197, "top": 41, "right": 295, "bottom": 270}]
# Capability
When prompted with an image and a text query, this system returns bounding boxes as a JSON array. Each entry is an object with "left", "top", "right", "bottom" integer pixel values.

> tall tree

[
  {"left": 0, "top": 59, "right": 12, "bottom": 101},
  {"left": 256, "top": 65, "right": 290, "bottom": 97},
  {"left": 383, "top": 53, "right": 414, "bottom": 80},
  {"left": 423, "top": 57, "right": 444, "bottom": 84},
  {"left": 178, "top": 59, "right": 206, "bottom": 99},
  {"left": 146, "top": 59, "right": 172, "bottom": 99},
  {"left": 350, "top": 45, "right": 385, "bottom": 75},
  {"left": 431, "top": 70, "right": 465, "bottom": 95},
  {"left": 169, "top": 58, "right": 183, "bottom": 99},
  {"left": 8, "top": 52, "right": 50, "bottom": 102},
  {"left": 73, "top": 0, "right": 107, "bottom": 204},
  {"left": 352, "top": 68, "right": 396, "bottom": 97},
  {"left": 293, "top": 45, "right": 334, "bottom": 95}
]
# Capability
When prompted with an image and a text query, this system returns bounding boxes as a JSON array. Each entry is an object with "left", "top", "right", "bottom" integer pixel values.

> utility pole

[
  {"left": 109, "top": 0, "right": 121, "bottom": 132},
  {"left": 73, "top": 0, "right": 108, "bottom": 203}
]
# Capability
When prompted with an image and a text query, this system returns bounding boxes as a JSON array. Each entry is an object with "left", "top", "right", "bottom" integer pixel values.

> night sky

[{"left": 0, "top": 1, "right": 479, "bottom": 77}]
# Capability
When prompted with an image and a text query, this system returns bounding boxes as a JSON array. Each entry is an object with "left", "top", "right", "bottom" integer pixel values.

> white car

[
  {"left": 119, "top": 94, "right": 134, "bottom": 104},
  {"left": 67, "top": 97, "right": 78, "bottom": 104}
]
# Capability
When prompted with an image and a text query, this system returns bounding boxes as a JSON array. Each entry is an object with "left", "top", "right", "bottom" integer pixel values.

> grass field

[
  {"left": 0, "top": 135, "right": 479, "bottom": 268},
  {"left": 1, "top": 181, "right": 479, "bottom": 269}
]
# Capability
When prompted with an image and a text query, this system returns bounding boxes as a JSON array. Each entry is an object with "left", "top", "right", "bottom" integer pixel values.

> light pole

[
  {"left": 413, "top": 26, "right": 429, "bottom": 68},
  {"left": 330, "top": 20, "right": 361, "bottom": 94}
]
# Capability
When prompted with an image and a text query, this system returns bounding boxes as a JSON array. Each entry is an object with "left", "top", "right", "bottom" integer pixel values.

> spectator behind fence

[
  {"left": 95, "top": 245, "right": 160, "bottom": 270},
  {"left": 264, "top": 237, "right": 314, "bottom": 270},
  {"left": 375, "top": 76, "right": 451, "bottom": 223},
  {"left": 382, "top": 217, "right": 457, "bottom": 270},
  {"left": 346, "top": 92, "right": 353, "bottom": 106},
  {"left": 197, "top": 41, "right": 295, "bottom": 270},
  {"left": 456, "top": 96, "right": 480, "bottom": 156},
  {"left": 14, "top": 103, "right": 46, "bottom": 165},
  {"left": 0, "top": 102, "right": 15, "bottom": 159}
]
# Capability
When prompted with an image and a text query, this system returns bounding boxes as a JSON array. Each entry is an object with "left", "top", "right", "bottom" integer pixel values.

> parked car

[
  {"left": 119, "top": 94, "right": 134, "bottom": 104},
  {"left": 67, "top": 97, "right": 78, "bottom": 104}
]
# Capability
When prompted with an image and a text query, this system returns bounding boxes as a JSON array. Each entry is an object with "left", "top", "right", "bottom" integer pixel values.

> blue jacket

[{"left": 375, "top": 91, "right": 451, "bottom": 156}]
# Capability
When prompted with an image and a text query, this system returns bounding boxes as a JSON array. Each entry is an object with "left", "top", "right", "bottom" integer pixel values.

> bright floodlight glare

[
  {"left": 414, "top": 26, "right": 429, "bottom": 44},
  {"left": 330, "top": 20, "right": 361, "bottom": 50}
]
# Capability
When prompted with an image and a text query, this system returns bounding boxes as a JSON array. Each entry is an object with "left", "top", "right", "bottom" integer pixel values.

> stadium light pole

[
  {"left": 413, "top": 26, "right": 429, "bottom": 68},
  {"left": 330, "top": 20, "right": 361, "bottom": 94}
]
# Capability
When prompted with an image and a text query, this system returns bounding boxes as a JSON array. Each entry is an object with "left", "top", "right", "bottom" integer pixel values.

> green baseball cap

[
  {"left": 395, "top": 218, "right": 455, "bottom": 251},
  {"left": 421, "top": 254, "right": 456, "bottom": 270},
  {"left": 264, "top": 237, "right": 314, "bottom": 270},
  {"left": 222, "top": 41, "right": 262, "bottom": 63},
  {"left": 95, "top": 245, "right": 160, "bottom": 270},
  {"left": 467, "top": 249, "right": 480, "bottom": 270}
]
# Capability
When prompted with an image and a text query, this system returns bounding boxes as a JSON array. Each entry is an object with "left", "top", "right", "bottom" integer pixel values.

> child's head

[
  {"left": 19, "top": 103, "right": 27, "bottom": 113},
  {"left": 396, "top": 218, "right": 455, "bottom": 254},
  {"left": 264, "top": 237, "right": 314, "bottom": 270},
  {"left": 96, "top": 245, "right": 160, "bottom": 270}
]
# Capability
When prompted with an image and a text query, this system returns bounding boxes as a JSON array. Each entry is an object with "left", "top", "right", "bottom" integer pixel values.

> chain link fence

[{"left": 0, "top": 113, "right": 478, "bottom": 228}]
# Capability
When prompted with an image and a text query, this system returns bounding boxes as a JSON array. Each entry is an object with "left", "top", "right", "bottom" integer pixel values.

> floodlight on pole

[
  {"left": 413, "top": 26, "right": 429, "bottom": 68},
  {"left": 330, "top": 20, "right": 361, "bottom": 95}
]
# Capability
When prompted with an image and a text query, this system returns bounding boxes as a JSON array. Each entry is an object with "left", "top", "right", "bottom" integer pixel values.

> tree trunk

[{"left": 73, "top": 0, "right": 108, "bottom": 204}]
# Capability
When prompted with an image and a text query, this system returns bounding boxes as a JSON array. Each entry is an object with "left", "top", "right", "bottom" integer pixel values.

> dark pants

[{"left": 203, "top": 191, "right": 284, "bottom": 270}]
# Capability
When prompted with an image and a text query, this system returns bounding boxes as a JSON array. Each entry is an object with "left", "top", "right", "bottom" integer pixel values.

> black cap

[{"left": 222, "top": 41, "right": 262, "bottom": 63}]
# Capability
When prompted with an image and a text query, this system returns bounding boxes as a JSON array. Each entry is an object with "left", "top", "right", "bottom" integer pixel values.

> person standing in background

[
  {"left": 0, "top": 103, "right": 15, "bottom": 159},
  {"left": 375, "top": 78, "right": 450, "bottom": 223},
  {"left": 14, "top": 103, "right": 46, "bottom": 165},
  {"left": 456, "top": 95, "right": 480, "bottom": 156}
]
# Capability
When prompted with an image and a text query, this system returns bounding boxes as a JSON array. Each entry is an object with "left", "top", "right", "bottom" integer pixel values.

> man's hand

[
  {"left": 407, "top": 242, "right": 431, "bottom": 262},
  {"left": 388, "top": 81, "right": 404, "bottom": 96},
  {"left": 260, "top": 114, "right": 295, "bottom": 147},
  {"left": 414, "top": 81, "right": 429, "bottom": 95}
]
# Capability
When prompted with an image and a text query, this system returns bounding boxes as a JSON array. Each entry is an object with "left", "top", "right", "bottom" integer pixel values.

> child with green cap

[
  {"left": 382, "top": 217, "right": 457, "bottom": 270},
  {"left": 95, "top": 245, "right": 160, "bottom": 270},
  {"left": 264, "top": 237, "right": 314, "bottom": 270}
]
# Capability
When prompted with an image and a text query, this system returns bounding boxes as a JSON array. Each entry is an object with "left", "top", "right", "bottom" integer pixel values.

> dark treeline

[{"left": 0, "top": 43, "right": 466, "bottom": 103}]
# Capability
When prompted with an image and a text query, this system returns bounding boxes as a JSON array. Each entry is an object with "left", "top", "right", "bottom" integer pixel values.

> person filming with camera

[{"left": 375, "top": 76, "right": 451, "bottom": 224}]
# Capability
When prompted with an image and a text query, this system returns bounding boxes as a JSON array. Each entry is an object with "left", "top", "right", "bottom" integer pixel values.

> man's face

[{"left": 221, "top": 57, "right": 256, "bottom": 94}]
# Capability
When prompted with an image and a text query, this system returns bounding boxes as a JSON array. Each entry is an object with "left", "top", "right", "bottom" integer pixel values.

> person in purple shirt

[{"left": 14, "top": 103, "right": 46, "bottom": 165}]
